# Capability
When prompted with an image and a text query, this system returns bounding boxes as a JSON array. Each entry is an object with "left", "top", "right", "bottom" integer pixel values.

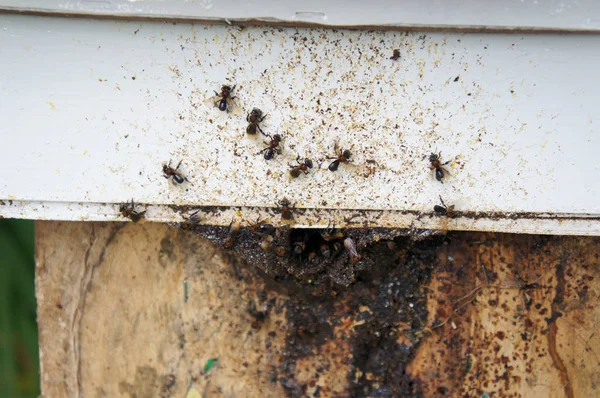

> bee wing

[
  {"left": 432, "top": 166, "right": 452, "bottom": 180},
  {"left": 226, "top": 97, "right": 241, "bottom": 115},
  {"left": 204, "top": 95, "right": 222, "bottom": 108}
]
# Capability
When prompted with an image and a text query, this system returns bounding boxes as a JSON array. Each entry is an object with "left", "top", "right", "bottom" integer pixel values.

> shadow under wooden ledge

[{"left": 35, "top": 221, "right": 600, "bottom": 397}]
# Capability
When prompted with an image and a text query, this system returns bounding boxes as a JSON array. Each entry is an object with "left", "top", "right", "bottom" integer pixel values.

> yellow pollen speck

[{"left": 185, "top": 388, "right": 202, "bottom": 398}]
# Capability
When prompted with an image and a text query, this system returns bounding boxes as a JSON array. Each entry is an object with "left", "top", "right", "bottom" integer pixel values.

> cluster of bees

[
  {"left": 119, "top": 83, "right": 456, "bottom": 225},
  {"left": 217, "top": 217, "right": 363, "bottom": 268},
  {"left": 218, "top": 85, "right": 354, "bottom": 171}
]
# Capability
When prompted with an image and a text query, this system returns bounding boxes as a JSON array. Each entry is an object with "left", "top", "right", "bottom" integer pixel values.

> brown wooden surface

[{"left": 36, "top": 221, "right": 600, "bottom": 397}]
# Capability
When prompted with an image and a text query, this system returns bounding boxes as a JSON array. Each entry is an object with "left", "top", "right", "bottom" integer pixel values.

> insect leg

[{"left": 257, "top": 125, "right": 268, "bottom": 137}]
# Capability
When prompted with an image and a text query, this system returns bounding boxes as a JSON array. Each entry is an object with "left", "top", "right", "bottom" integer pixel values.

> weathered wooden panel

[{"left": 36, "top": 221, "right": 600, "bottom": 397}]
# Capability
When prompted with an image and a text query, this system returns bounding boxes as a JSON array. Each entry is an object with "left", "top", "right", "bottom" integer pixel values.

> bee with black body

[
  {"left": 328, "top": 148, "right": 352, "bottom": 171},
  {"left": 434, "top": 196, "right": 455, "bottom": 216},
  {"left": 181, "top": 210, "right": 201, "bottom": 230},
  {"left": 162, "top": 160, "right": 188, "bottom": 185},
  {"left": 279, "top": 198, "right": 293, "bottom": 220},
  {"left": 289, "top": 156, "right": 313, "bottom": 178},
  {"left": 428, "top": 152, "right": 451, "bottom": 183},
  {"left": 246, "top": 108, "right": 267, "bottom": 135},
  {"left": 212, "top": 84, "right": 236, "bottom": 112},
  {"left": 258, "top": 134, "right": 282, "bottom": 160},
  {"left": 119, "top": 199, "right": 146, "bottom": 223}
]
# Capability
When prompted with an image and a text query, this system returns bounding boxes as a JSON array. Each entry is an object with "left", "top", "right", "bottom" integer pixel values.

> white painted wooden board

[
  {"left": 2, "top": 0, "right": 600, "bottom": 31},
  {"left": 1, "top": 13, "right": 599, "bottom": 234}
]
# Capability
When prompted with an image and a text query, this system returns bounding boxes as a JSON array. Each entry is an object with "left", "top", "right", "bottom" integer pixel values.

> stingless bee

[
  {"left": 289, "top": 156, "right": 313, "bottom": 178},
  {"left": 246, "top": 108, "right": 267, "bottom": 135},
  {"left": 119, "top": 199, "right": 146, "bottom": 223},
  {"left": 428, "top": 152, "right": 451, "bottom": 183},
  {"left": 210, "top": 84, "right": 237, "bottom": 113},
  {"left": 258, "top": 134, "right": 282, "bottom": 160},
  {"left": 162, "top": 160, "right": 188, "bottom": 185},
  {"left": 328, "top": 146, "right": 352, "bottom": 172}
]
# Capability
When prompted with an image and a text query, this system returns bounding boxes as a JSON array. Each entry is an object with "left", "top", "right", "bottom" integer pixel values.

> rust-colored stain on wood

[
  {"left": 36, "top": 222, "right": 600, "bottom": 397},
  {"left": 410, "top": 235, "right": 600, "bottom": 397}
]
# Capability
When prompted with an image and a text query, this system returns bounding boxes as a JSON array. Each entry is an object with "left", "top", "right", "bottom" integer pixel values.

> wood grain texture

[
  {"left": 35, "top": 221, "right": 600, "bottom": 397},
  {"left": 36, "top": 221, "right": 288, "bottom": 397},
  {"left": 409, "top": 234, "right": 600, "bottom": 397}
]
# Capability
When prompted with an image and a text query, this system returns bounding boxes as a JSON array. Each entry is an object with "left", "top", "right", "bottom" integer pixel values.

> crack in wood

[
  {"left": 547, "top": 258, "right": 574, "bottom": 398},
  {"left": 72, "top": 225, "right": 121, "bottom": 398}
]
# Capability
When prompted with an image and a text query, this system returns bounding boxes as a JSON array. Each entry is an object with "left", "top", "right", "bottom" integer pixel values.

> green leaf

[
  {"left": 0, "top": 220, "right": 39, "bottom": 397},
  {"left": 204, "top": 358, "right": 218, "bottom": 373}
]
